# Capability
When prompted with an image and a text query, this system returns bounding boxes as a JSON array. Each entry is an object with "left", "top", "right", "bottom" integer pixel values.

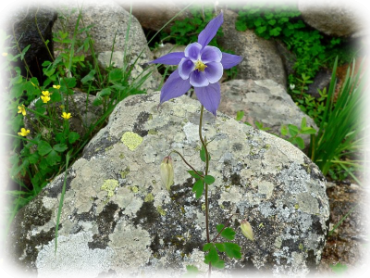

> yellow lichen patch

[
  {"left": 101, "top": 179, "right": 119, "bottom": 197},
  {"left": 121, "top": 132, "right": 143, "bottom": 151},
  {"left": 131, "top": 186, "right": 139, "bottom": 193},
  {"left": 157, "top": 206, "right": 166, "bottom": 216},
  {"left": 144, "top": 193, "right": 154, "bottom": 202}
]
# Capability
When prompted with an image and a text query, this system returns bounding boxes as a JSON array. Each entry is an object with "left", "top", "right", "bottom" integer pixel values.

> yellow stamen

[{"left": 194, "top": 60, "right": 207, "bottom": 72}]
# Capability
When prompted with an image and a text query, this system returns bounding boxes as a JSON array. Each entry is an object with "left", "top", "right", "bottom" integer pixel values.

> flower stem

[
  {"left": 199, "top": 105, "right": 211, "bottom": 276},
  {"left": 170, "top": 150, "right": 204, "bottom": 179}
]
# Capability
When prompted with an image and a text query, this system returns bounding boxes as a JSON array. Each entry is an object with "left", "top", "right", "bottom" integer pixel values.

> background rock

[
  {"left": 298, "top": 0, "right": 363, "bottom": 37},
  {"left": 219, "top": 79, "right": 318, "bottom": 147},
  {"left": 218, "top": 10, "right": 286, "bottom": 88},
  {"left": 117, "top": 0, "right": 192, "bottom": 33},
  {"left": 5, "top": 6, "right": 57, "bottom": 84},
  {"left": 8, "top": 93, "right": 329, "bottom": 277}
]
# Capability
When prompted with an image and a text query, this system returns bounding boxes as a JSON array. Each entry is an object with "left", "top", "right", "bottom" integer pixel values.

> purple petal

[
  {"left": 178, "top": 58, "right": 195, "bottom": 80},
  {"left": 190, "top": 70, "right": 209, "bottom": 87},
  {"left": 204, "top": 62, "right": 223, "bottom": 84},
  {"left": 220, "top": 52, "right": 242, "bottom": 69},
  {"left": 184, "top": 43, "right": 202, "bottom": 61},
  {"left": 194, "top": 83, "right": 221, "bottom": 116},
  {"left": 148, "top": 52, "right": 185, "bottom": 65},
  {"left": 201, "top": 46, "right": 222, "bottom": 63},
  {"left": 198, "top": 12, "right": 223, "bottom": 48},
  {"left": 160, "top": 70, "right": 191, "bottom": 103}
]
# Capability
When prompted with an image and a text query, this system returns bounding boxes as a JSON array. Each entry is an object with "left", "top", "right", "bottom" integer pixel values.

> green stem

[{"left": 199, "top": 105, "right": 211, "bottom": 276}]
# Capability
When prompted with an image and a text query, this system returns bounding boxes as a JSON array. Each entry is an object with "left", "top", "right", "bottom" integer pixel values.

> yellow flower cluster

[
  {"left": 53, "top": 85, "right": 61, "bottom": 89},
  {"left": 17, "top": 104, "right": 26, "bottom": 116},
  {"left": 18, "top": 128, "right": 30, "bottom": 137},
  {"left": 41, "top": 91, "right": 51, "bottom": 103}
]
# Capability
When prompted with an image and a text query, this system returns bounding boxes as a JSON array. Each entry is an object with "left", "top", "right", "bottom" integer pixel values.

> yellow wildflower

[
  {"left": 18, "top": 128, "right": 30, "bottom": 137},
  {"left": 61, "top": 112, "right": 72, "bottom": 120},
  {"left": 53, "top": 85, "right": 61, "bottom": 89},
  {"left": 17, "top": 104, "right": 26, "bottom": 116},
  {"left": 41, "top": 91, "right": 51, "bottom": 103}
]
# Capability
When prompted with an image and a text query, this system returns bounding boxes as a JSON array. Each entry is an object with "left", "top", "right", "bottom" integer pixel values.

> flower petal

[
  {"left": 220, "top": 52, "right": 242, "bottom": 69},
  {"left": 178, "top": 58, "right": 195, "bottom": 80},
  {"left": 190, "top": 70, "right": 209, "bottom": 87},
  {"left": 148, "top": 52, "right": 185, "bottom": 65},
  {"left": 194, "top": 82, "right": 221, "bottom": 116},
  {"left": 184, "top": 43, "right": 202, "bottom": 61},
  {"left": 204, "top": 62, "right": 223, "bottom": 84},
  {"left": 198, "top": 12, "right": 223, "bottom": 48},
  {"left": 160, "top": 70, "right": 191, "bottom": 103},
  {"left": 201, "top": 46, "right": 222, "bottom": 63}
]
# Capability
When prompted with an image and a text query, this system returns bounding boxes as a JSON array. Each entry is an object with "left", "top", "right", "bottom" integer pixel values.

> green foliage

[
  {"left": 309, "top": 58, "right": 365, "bottom": 181},
  {"left": 329, "top": 263, "right": 348, "bottom": 274}
]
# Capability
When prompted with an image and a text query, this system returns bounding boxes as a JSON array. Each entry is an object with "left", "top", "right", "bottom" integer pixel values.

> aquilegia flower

[{"left": 149, "top": 12, "right": 242, "bottom": 115}]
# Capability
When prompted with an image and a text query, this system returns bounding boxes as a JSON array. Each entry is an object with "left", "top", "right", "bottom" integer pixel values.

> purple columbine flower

[{"left": 149, "top": 12, "right": 242, "bottom": 115}]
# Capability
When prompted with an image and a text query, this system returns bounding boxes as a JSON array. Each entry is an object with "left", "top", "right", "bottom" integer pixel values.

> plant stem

[
  {"left": 199, "top": 105, "right": 211, "bottom": 276},
  {"left": 170, "top": 150, "right": 204, "bottom": 179}
]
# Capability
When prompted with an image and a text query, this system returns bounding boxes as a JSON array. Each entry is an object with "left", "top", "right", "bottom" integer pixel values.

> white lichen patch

[
  {"left": 121, "top": 131, "right": 143, "bottom": 151},
  {"left": 101, "top": 179, "right": 119, "bottom": 197},
  {"left": 109, "top": 220, "right": 151, "bottom": 271},
  {"left": 36, "top": 231, "right": 113, "bottom": 278},
  {"left": 258, "top": 180, "right": 274, "bottom": 200}
]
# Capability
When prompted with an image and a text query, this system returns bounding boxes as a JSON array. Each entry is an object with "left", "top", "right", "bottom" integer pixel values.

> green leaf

[
  {"left": 269, "top": 27, "right": 282, "bottom": 36},
  {"left": 27, "top": 152, "right": 39, "bottom": 164},
  {"left": 204, "top": 175, "right": 215, "bottom": 185},
  {"left": 221, "top": 227, "right": 236, "bottom": 240},
  {"left": 300, "top": 117, "right": 307, "bottom": 129},
  {"left": 188, "top": 170, "right": 203, "bottom": 179},
  {"left": 109, "top": 68, "right": 123, "bottom": 82},
  {"left": 301, "top": 127, "right": 317, "bottom": 135},
  {"left": 204, "top": 246, "right": 219, "bottom": 265},
  {"left": 185, "top": 265, "right": 199, "bottom": 275},
  {"left": 215, "top": 243, "right": 225, "bottom": 252},
  {"left": 38, "top": 141, "right": 53, "bottom": 156},
  {"left": 216, "top": 224, "right": 225, "bottom": 233},
  {"left": 98, "top": 88, "right": 111, "bottom": 98},
  {"left": 203, "top": 243, "right": 213, "bottom": 251},
  {"left": 212, "top": 259, "right": 225, "bottom": 269},
  {"left": 200, "top": 145, "right": 211, "bottom": 162},
  {"left": 224, "top": 242, "right": 242, "bottom": 259},
  {"left": 64, "top": 77, "right": 77, "bottom": 88},
  {"left": 192, "top": 179, "right": 204, "bottom": 199},
  {"left": 236, "top": 110, "right": 244, "bottom": 121},
  {"left": 53, "top": 144, "right": 68, "bottom": 153},
  {"left": 68, "top": 132, "right": 80, "bottom": 144},
  {"left": 288, "top": 124, "right": 299, "bottom": 137},
  {"left": 81, "top": 69, "right": 96, "bottom": 84},
  {"left": 330, "top": 263, "right": 348, "bottom": 274},
  {"left": 293, "top": 137, "right": 305, "bottom": 149},
  {"left": 281, "top": 125, "right": 288, "bottom": 136},
  {"left": 46, "top": 149, "right": 61, "bottom": 166}
]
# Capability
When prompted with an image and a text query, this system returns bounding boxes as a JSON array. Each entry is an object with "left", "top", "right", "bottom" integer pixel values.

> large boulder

[
  {"left": 218, "top": 10, "right": 286, "bottom": 88},
  {"left": 219, "top": 79, "right": 318, "bottom": 147},
  {"left": 298, "top": 1, "right": 363, "bottom": 37},
  {"left": 7, "top": 93, "right": 329, "bottom": 277}
]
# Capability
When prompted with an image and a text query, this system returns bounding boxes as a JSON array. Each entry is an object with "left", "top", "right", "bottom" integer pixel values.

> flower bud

[
  {"left": 160, "top": 156, "right": 174, "bottom": 191},
  {"left": 240, "top": 220, "right": 254, "bottom": 241}
]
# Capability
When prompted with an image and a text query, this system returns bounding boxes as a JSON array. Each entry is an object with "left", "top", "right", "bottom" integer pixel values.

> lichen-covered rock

[
  {"left": 219, "top": 79, "right": 318, "bottom": 147},
  {"left": 7, "top": 93, "right": 329, "bottom": 277},
  {"left": 298, "top": 1, "right": 363, "bottom": 37},
  {"left": 218, "top": 10, "right": 286, "bottom": 88}
]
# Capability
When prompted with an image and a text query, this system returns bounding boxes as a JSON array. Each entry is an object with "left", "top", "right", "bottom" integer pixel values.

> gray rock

[
  {"left": 5, "top": 6, "right": 57, "bottom": 83},
  {"left": 219, "top": 79, "right": 318, "bottom": 147},
  {"left": 117, "top": 0, "right": 192, "bottom": 33},
  {"left": 298, "top": 1, "right": 363, "bottom": 37},
  {"left": 218, "top": 10, "right": 286, "bottom": 88},
  {"left": 8, "top": 93, "right": 329, "bottom": 277}
]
